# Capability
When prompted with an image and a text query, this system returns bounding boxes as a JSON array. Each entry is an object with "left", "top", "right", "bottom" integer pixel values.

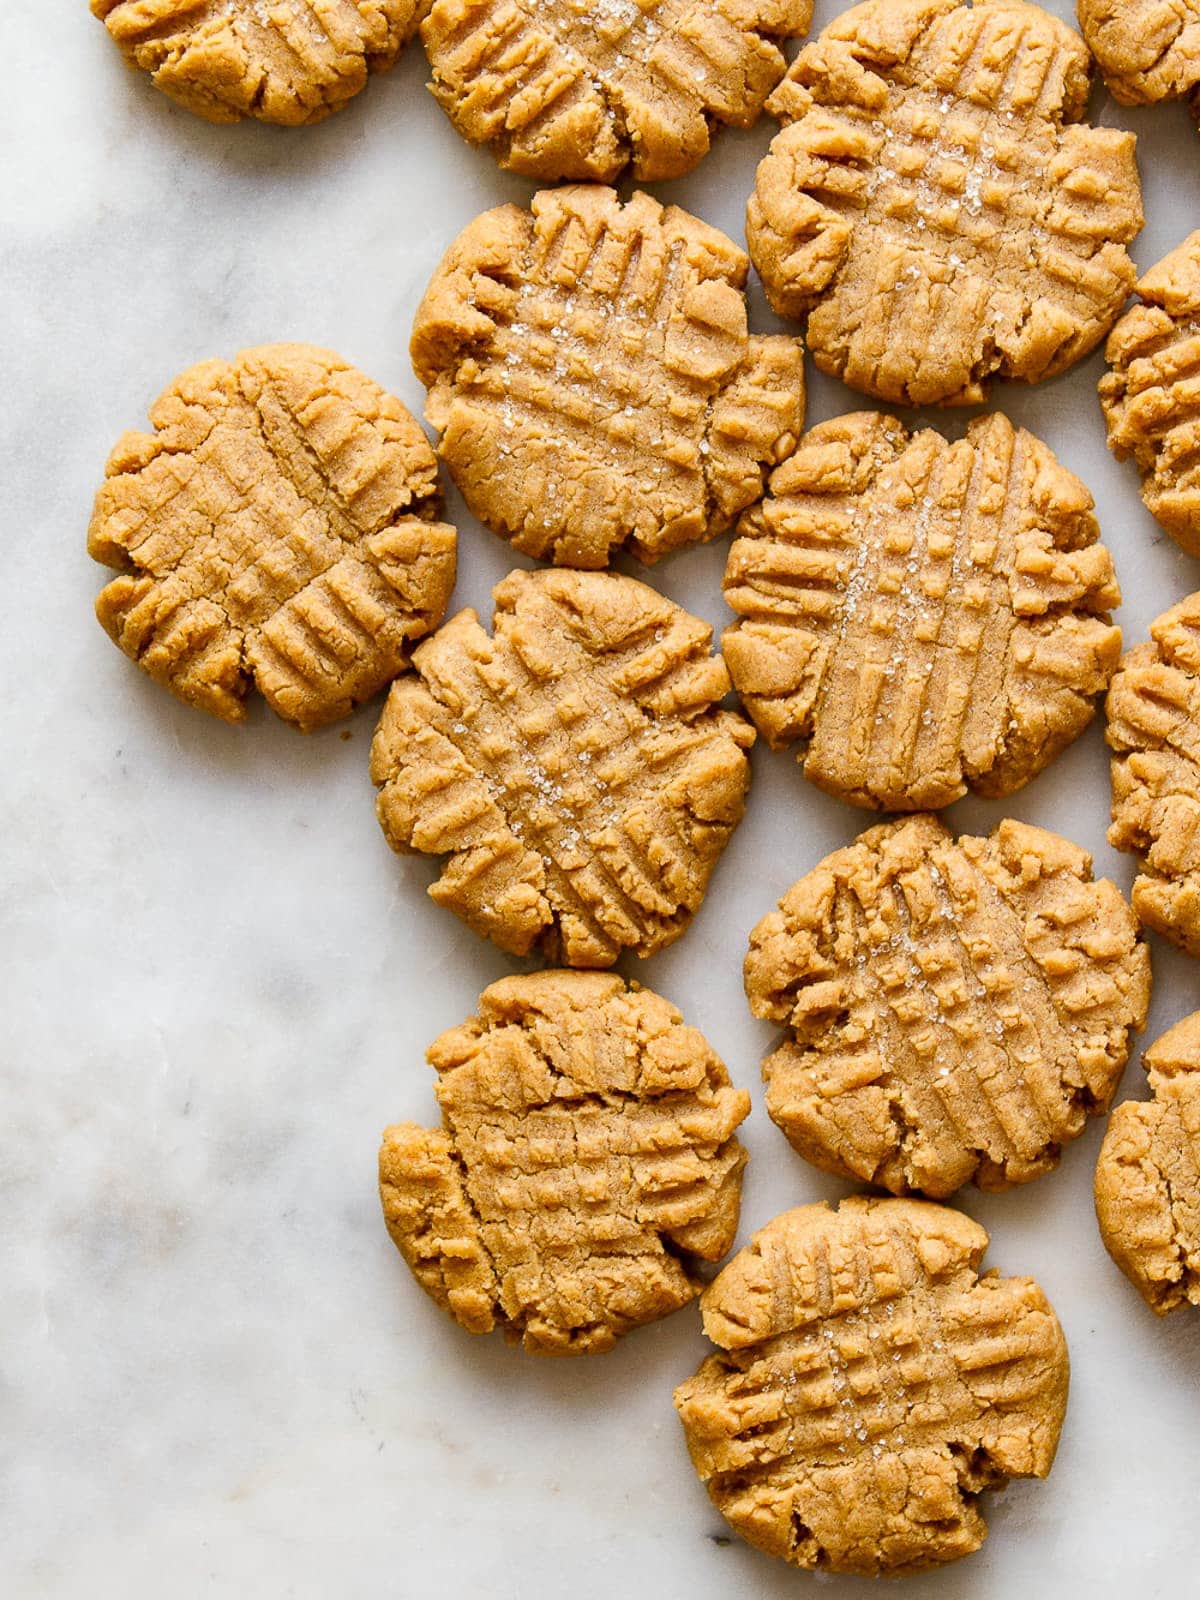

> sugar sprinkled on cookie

[
  {"left": 420, "top": 0, "right": 812, "bottom": 183},
  {"left": 748, "top": 0, "right": 1143, "bottom": 405},
  {"left": 412, "top": 185, "right": 805, "bottom": 568},
  {"left": 370, "top": 567, "right": 754, "bottom": 966},
  {"left": 724, "top": 410, "right": 1121, "bottom": 811}
]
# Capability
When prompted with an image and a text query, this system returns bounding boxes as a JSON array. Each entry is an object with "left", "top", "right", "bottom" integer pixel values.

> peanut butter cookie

[
  {"left": 380, "top": 971, "right": 750, "bottom": 1354},
  {"left": 370, "top": 567, "right": 754, "bottom": 965},
  {"left": 745, "top": 814, "right": 1150, "bottom": 1198},
  {"left": 1107, "top": 594, "right": 1200, "bottom": 957},
  {"left": 674, "top": 1197, "right": 1070, "bottom": 1575},
  {"left": 420, "top": 0, "right": 812, "bottom": 182},
  {"left": 89, "top": 343, "right": 456, "bottom": 731},
  {"left": 91, "top": 0, "right": 418, "bottom": 126},
  {"left": 748, "top": 0, "right": 1143, "bottom": 405},
  {"left": 1078, "top": 0, "right": 1200, "bottom": 110},
  {"left": 411, "top": 185, "right": 805, "bottom": 568},
  {"left": 1100, "top": 232, "right": 1200, "bottom": 558},
  {"left": 1096, "top": 1011, "right": 1200, "bottom": 1315},
  {"left": 723, "top": 411, "right": 1122, "bottom": 811}
]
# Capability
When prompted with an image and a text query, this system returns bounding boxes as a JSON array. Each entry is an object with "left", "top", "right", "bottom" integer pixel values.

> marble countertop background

[{"left": 2, "top": 2, "right": 1196, "bottom": 1595}]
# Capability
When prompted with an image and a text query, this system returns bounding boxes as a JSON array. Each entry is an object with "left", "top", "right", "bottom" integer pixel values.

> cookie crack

[
  {"left": 441, "top": 1136, "right": 511, "bottom": 1333},
  {"left": 247, "top": 376, "right": 377, "bottom": 541}
]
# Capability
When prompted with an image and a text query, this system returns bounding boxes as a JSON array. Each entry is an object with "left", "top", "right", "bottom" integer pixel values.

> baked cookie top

[
  {"left": 370, "top": 567, "right": 754, "bottom": 966},
  {"left": 89, "top": 343, "right": 456, "bottom": 731},
  {"left": 379, "top": 970, "right": 750, "bottom": 1354},
  {"left": 91, "top": 0, "right": 418, "bottom": 125},
  {"left": 1107, "top": 593, "right": 1200, "bottom": 957},
  {"left": 1100, "top": 231, "right": 1200, "bottom": 558},
  {"left": 674, "top": 1197, "right": 1070, "bottom": 1576},
  {"left": 723, "top": 410, "right": 1121, "bottom": 811},
  {"left": 411, "top": 185, "right": 805, "bottom": 568},
  {"left": 1096, "top": 1011, "right": 1200, "bottom": 1315},
  {"left": 420, "top": 0, "right": 812, "bottom": 183},
  {"left": 747, "top": 0, "right": 1143, "bottom": 405},
  {"left": 1078, "top": 0, "right": 1200, "bottom": 106},
  {"left": 745, "top": 814, "right": 1150, "bottom": 1199}
]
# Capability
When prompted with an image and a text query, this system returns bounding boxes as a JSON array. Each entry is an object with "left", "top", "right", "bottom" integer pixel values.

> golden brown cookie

[
  {"left": 747, "top": 0, "right": 1143, "bottom": 406},
  {"left": 89, "top": 343, "right": 456, "bottom": 731},
  {"left": 379, "top": 970, "right": 750, "bottom": 1354},
  {"left": 420, "top": 0, "right": 812, "bottom": 183},
  {"left": 91, "top": 0, "right": 419, "bottom": 126},
  {"left": 723, "top": 411, "right": 1122, "bottom": 811},
  {"left": 1078, "top": 0, "right": 1200, "bottom": 108},
  {"left": 1099, "top": 232, "right": 1200, "bottom": 558},
  {"left": 1107, "top": 594, "right": 1200, "bottom": 956},
  {"left": 370, "top": 567, "right": 754, "bottom": 965},
  {"left": 411, "top": 185, "right": 805, "bottom": 568},
  {"left": 1095, "top": 1011, "right": 1200, "bottom": 1314},
  {"left": 745, "top": 814, "right": 1151, "bottom": 1199},
  {"left": 674, "top": 1197, "right": 1070, "bottom": 1575}
]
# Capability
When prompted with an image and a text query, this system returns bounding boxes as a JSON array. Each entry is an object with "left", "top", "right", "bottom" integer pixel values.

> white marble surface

[{"left": 3, "top": 2, "right": 1198, "bottom": 1594}]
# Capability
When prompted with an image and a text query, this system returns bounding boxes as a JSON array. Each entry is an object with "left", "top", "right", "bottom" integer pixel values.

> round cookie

[
  {"left": 747, "top": 0, "right": 1143, "bottom": 406},
  {"left": 89, "top": 343, "right": 457, "bottom": 731},
  {"left": 723, "top": 411, "right": 1122, "bottom": 811},
  {"left": 745, "top": 814, "right": 1151, "bottom": 1199},
  {"left": 1095, "top": 1011, "right": 1200, "bottom": 1315},
  {"left": 91, "top": 0, "right": 419, "bottom": 126},
  {"left": 370, "top": 567, "right": 754, "bottom": 966},
  {"left": 1107, "top": 594, "right": 1200, "bottom": 956},
  {"left": 1099, "top": 232, "right": 1200, "bottom": 559},
  {"left": 411, "top": 185, "right": 805, "bottom": 568},
  {"left": 420, "top": 0, "right": 813, "bottom": 183},
  {"left": 379, "top": 970, "right": 750, "bottom": 1354},
  {"left": 674, "top": 1197, "right": 1070, "bottom": 1576},
  {"left": 1078, "top": 0, "right": 1200, "bottom": 110}
]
